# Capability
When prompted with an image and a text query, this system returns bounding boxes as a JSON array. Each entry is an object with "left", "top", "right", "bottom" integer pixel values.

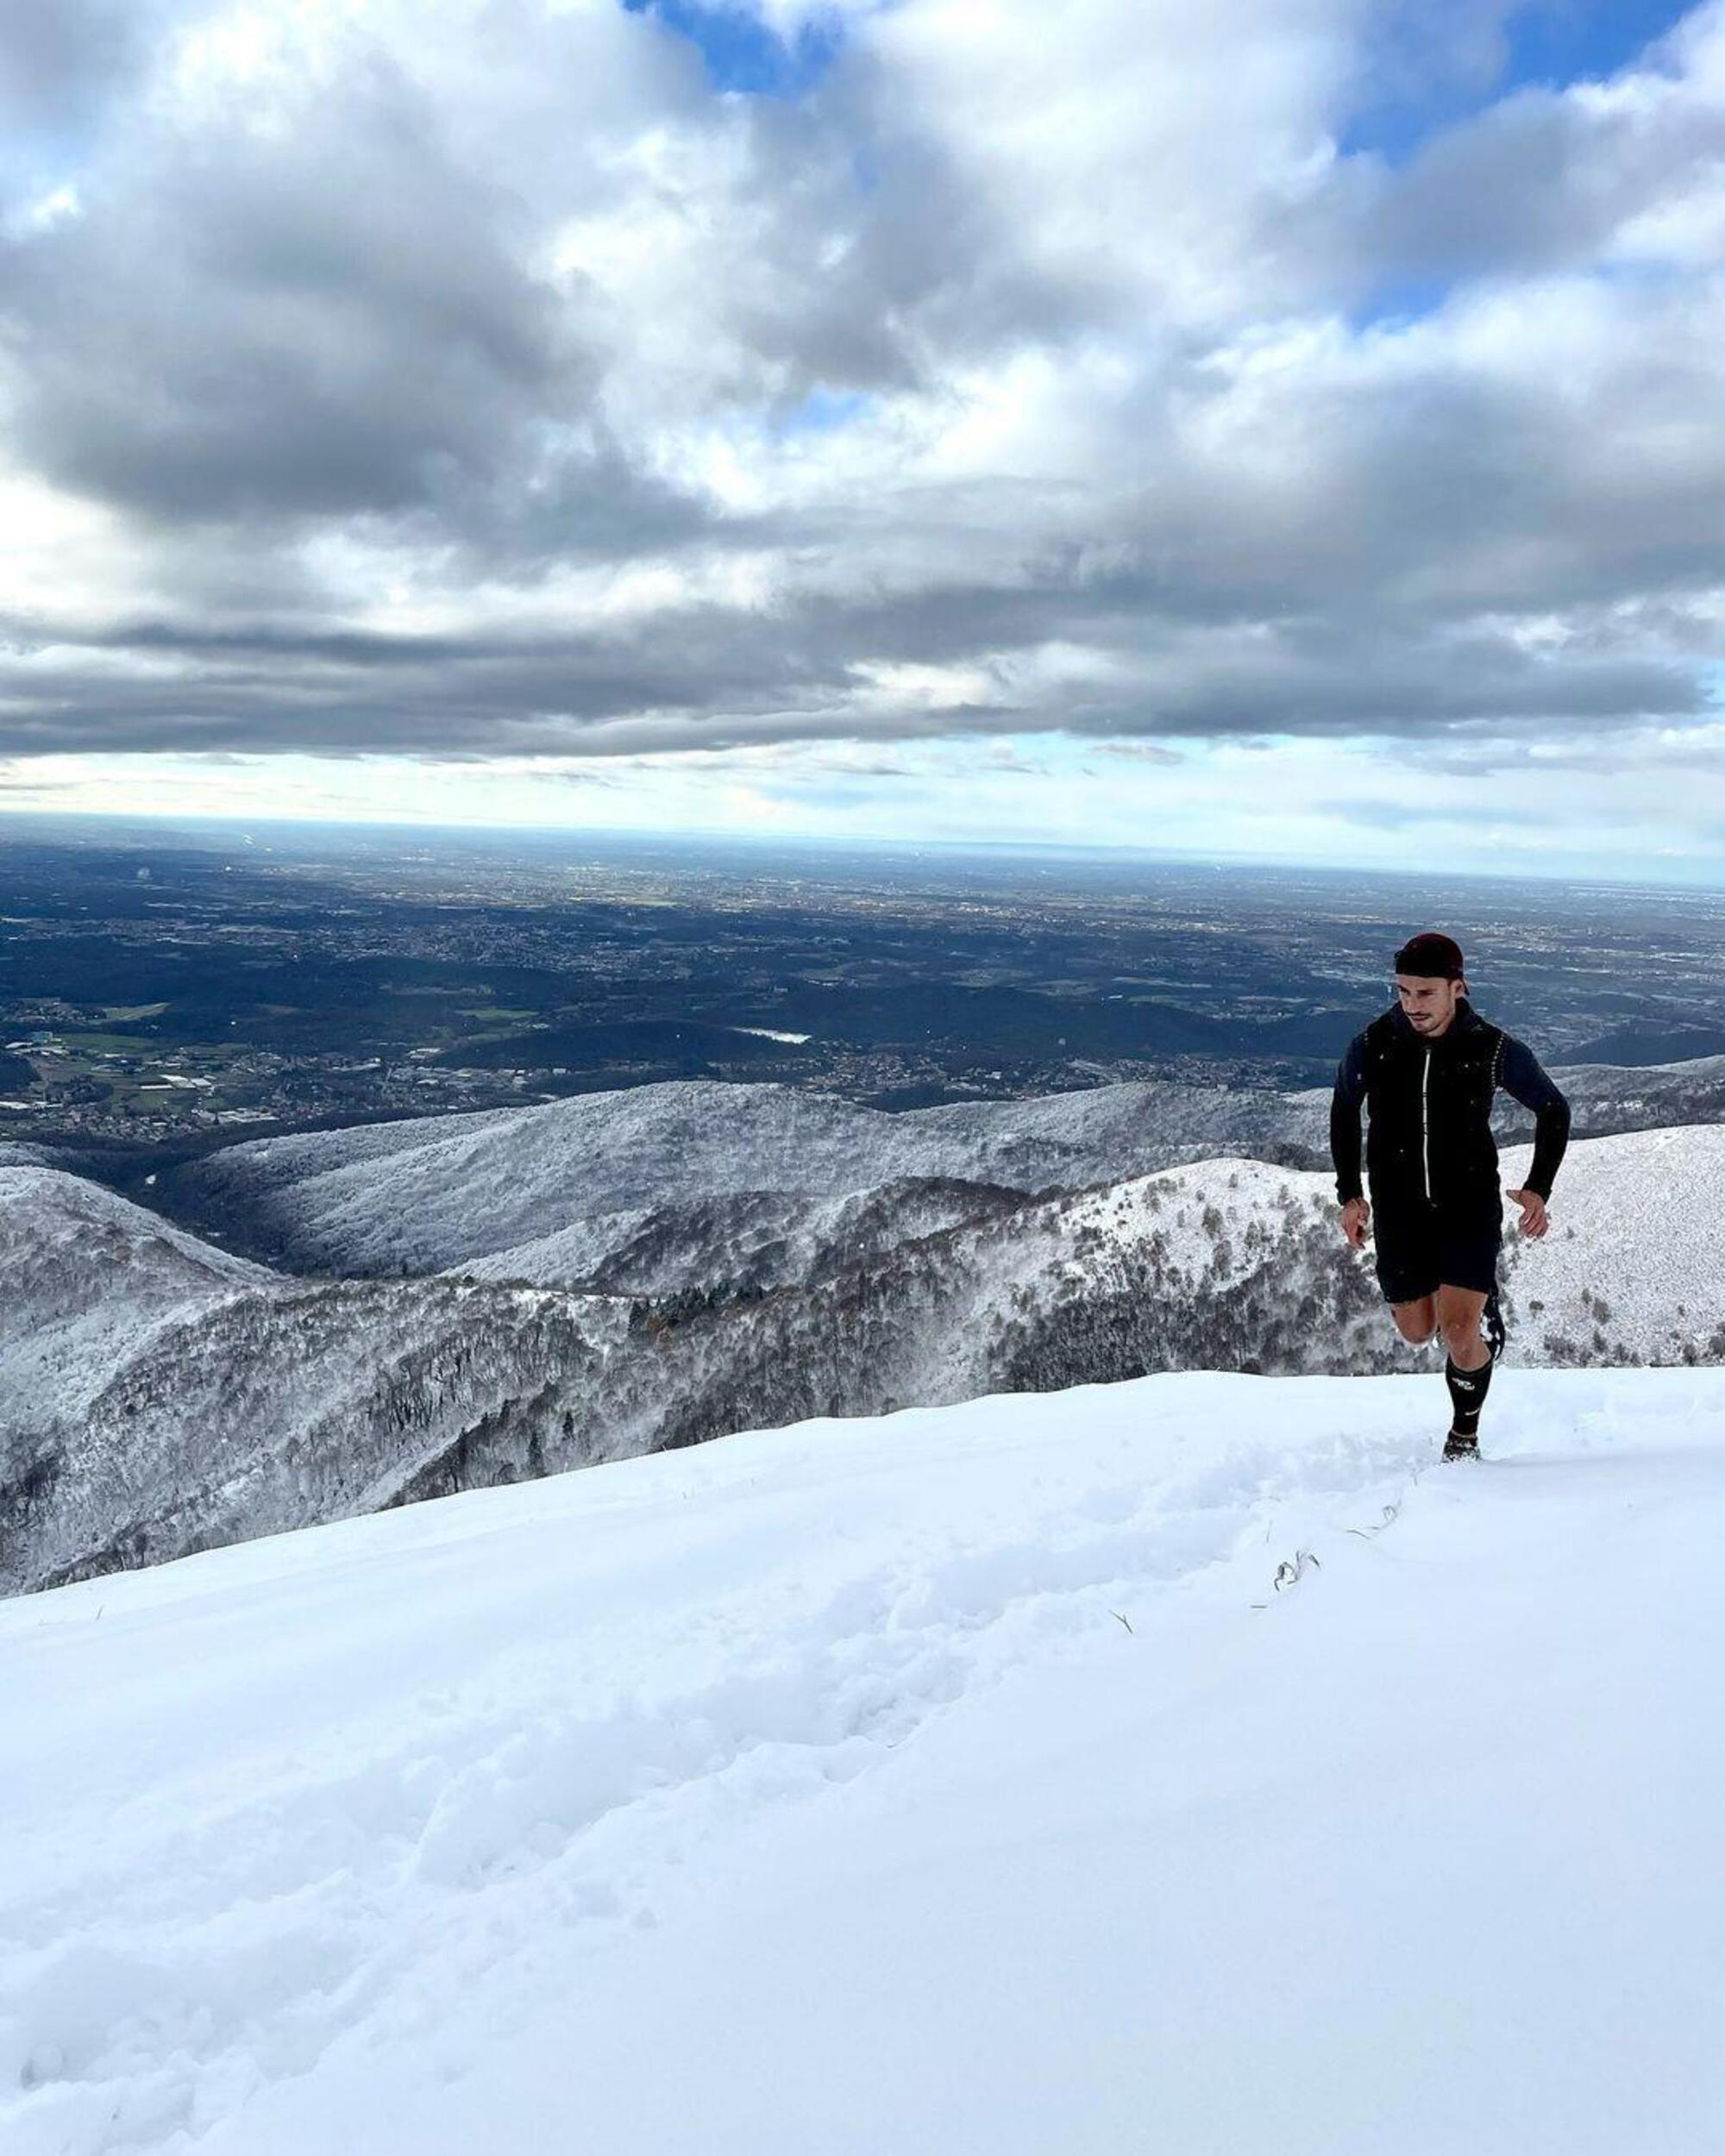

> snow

[
  {"left": 174, "top": 1075, "right": 1326, "bottom": 1274},
  {"left": 172, "top": 1055, "right": 1725, "bottom": 1278},
  {"left": 1497, "top": 1131, "right": 1725, "bottom": 1363},
  {"left": 4, "top": 1364, "right": 1722, "bottom": 2154},
  {"left": 0, "top": 1168, "right": 268, "bottom": 1424},
  {"left": 7, "top": 1133, "right": 1721, "bottom": 1595}
]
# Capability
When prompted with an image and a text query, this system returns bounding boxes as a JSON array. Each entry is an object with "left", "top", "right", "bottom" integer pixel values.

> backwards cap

[{"left": 1393, "top": 931, "right": 1465, "bottom": 980}]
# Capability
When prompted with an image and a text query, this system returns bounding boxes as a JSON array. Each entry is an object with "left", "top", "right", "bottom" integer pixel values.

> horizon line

[{"left": 1, "top": 801, "right": 1721, "bottom": 896}]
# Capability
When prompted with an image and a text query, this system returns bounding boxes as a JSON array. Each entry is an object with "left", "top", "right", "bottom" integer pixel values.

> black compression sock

[{"left": 1445, "top": 1355, "right": 1493, "bottom": 1437}]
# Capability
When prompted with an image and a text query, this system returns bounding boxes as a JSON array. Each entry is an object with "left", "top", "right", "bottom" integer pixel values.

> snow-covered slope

[
  {"left": 169, "top": 1057, "right": 1725, "bottom": 1278},
  {"left": 1552, "top": 1050, "right": 1725, "bottom": 1125},
  {"left": 0, "top": 1168, "right": 268, "bottom": 1420},
  {"left": 0, "top": 1171, "right": 640, "bottom": 1595},
  {"left": 5, "top": 1130, "right": 1721, "bottom": 1594},
  {"left": 2, "top": 1150, "right": 1405, "bottom": 1595},
  {"left": 171, "top": 1076, "right": 1320, "bottom": 1273},
  {"left": 3, "top": 1365, "right": 1721, "bottom": 2156},
  {"left": 437, "top": 1121, "right": 1725, "bottom": 1370},
  {"left": 1499, "top": 1128, "right": 1725, "bottom": 1366},
  {"left": 448, "top": 1175, "right": 1028, "bottom": 1298}
]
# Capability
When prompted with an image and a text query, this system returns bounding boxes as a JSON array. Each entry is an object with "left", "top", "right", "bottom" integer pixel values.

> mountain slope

[
  {"left": 5, "top": 1127, "right": 1719, "bottom": 1595},
  {"left": 1497, "top": 1125, "right": 1725, "bottom": 1366},
  {"left": 0, "top": 1167, "right": 268, "bottom": 1421},
  {"left": 0, "top": 1170, "right": 640, "bottom": 1594},
  {"left": 1544, "top": 1050, "right": 1725, "bottom": 1125},
  {"left": 447, "top": 1175, "right": 1029, "bottom": 1299},
  {"left": 168, "top": 1075, "right": 1319, "bottom": 1273},
  {"left": 166, "top": 1056, "right": 1725, "bottom": 1277},
  {"left": 3, "top": 1364, "right": 1721, "bottom": 2156}
]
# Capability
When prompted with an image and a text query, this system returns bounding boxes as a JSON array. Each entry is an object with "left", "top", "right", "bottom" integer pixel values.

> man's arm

[
  {"left": 1497, "top": 1034, "right": 1571, "bottom": 1200},
  {"left": 1330, "top": 1033, "right": 1368, "bottom": 1206}
]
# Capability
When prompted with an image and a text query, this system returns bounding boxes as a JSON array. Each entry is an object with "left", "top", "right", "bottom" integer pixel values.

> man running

[{"left": 1330, "top": 931, "right": 1571, "bottom": 1460}]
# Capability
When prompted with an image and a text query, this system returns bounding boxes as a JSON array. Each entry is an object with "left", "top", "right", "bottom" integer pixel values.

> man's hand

[
  {"left": 1339, "top": 1196, "right": 1371, "bottom": 1249},
  {"left": 1508, "top": 1188, "right": 1549, "bottom": 1238}
]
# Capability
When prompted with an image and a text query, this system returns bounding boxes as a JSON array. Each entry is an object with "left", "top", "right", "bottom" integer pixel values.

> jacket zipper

[{"left": 1421, "top": 1044, "right": 1432, "bottom": 1199}]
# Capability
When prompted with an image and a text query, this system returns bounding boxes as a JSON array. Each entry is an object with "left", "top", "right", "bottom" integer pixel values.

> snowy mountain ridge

[
  {"left": 4, "top": 1125, "right": 1721, "bottom": 1595},
  {"left": 170, "top": 1075, "right": 1320, "bottom": 1273},
  {"left": 163, "top": 1053, "right": 1725, "bottom": 1275}
]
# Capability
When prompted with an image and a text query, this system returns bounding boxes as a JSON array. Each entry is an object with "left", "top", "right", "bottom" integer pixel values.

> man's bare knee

[
  {"left": 1391, "top": 1298, "right": 1436, "bottom": 1344},
  {"left": 1434, "top": 1290, "right": 1486, "bottom": 1362}
]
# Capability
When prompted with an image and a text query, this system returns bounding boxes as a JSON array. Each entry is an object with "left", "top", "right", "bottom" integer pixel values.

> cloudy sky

[{"left": 1, "top": 0, "right": 1722, "bottom": 880}]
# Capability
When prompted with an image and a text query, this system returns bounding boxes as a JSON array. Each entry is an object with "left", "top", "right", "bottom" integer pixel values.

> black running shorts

[{"left": 1370, "top": 1195, "right": 1502, "bottom": 1304}]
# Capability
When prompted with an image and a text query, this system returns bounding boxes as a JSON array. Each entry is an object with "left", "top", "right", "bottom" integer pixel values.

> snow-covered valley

[{"left": 4, "top": 1364, "right": 1722, "bottom": 2154}]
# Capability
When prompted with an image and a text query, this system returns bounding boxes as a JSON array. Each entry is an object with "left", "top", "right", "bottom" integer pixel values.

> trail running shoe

[{"left": 1443, "top": 1427, "right": 1480, "bottom": 1463}]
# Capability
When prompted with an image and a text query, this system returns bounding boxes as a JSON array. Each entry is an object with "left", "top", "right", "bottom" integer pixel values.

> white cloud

[{"left": 0, "top": 0, "right": 1720, "bottom": 880}]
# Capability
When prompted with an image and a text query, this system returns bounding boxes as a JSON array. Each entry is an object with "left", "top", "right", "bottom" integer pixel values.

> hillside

[
  {"left": 3, "top": 1364, "right": 1721, "bottom": 2155},
  {"left": 166, "top": 1075, "right": 1319, "bottom": 1273},
  {"left": 445, "top": 1174, "right": 1032, "bottom": 1298},
  {"left": 0, "top": 1170, "right": 640, "bottom": 1595},
  {"left": 165, "top": 1055, "right": 1725, "bottom": 1277},
  {"left": 3, "top": 1128, "right": 1720, "bottom": 1595},
  {"left": 0, "top": 1167, "right": 268, "bottom": 1422},
  {"left": 1497, "top": 1126, "right": 1725, "bottom": 1366}
]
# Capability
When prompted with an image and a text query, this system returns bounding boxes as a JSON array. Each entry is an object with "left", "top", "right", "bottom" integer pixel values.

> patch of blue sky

[
  {"left": 0, "top": 119, "right": 95, "bottom": 205},
  {"left": 1352, "top": 240, "right": 1692, "bottom": 335},
  {"left": 1500, "top": 0, "right": 1695, "bottom": 94},
  {"left": 1350, "top": 274, "right": 1454, "bottom": 335},
  {"left": 1341, "top": 0, "right": 1697, "bottom": 168},
  {"left": 620, "top": 0, "right": 846, "bottom": 97},
  {"left": 772, "top": 387, "right": 872, "bottom": 436}
]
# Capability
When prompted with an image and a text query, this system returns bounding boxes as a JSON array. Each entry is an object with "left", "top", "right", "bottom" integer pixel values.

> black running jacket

[{"left": 1329, "top": 998, "right": 1571, "bottom": 1213}]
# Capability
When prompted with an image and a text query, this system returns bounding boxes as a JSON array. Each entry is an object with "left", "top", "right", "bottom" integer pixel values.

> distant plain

[{"left": 4, "top": 818, "right": 1722, "bottom": 1189}]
